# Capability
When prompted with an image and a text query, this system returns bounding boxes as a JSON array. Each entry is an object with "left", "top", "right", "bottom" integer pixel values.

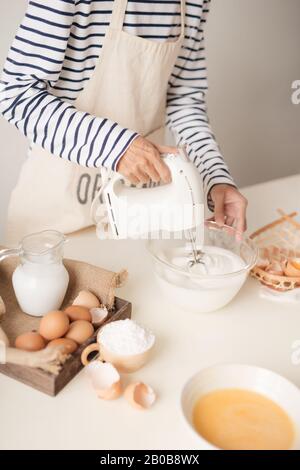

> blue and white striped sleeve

[
  {"left": 0, "top": 0, "right": 138, "bottom": 170},
  {"left": 166, "top": 0, "right": 236, "bottom": 206}
]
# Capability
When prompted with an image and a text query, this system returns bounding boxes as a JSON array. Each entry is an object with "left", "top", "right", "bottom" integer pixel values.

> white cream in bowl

[{"left": 147, "top": 222, "right": 257, "bottom": 313}]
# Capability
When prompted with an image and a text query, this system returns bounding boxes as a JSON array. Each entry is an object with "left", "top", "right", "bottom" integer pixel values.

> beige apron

[{"left": 6, "top": 0, "right": 185, "bottom": 244}]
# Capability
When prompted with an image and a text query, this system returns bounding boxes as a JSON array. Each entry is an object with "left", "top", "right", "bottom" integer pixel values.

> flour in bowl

[{"left": 99, "top": 319, "right": 155, "bottom": 356}]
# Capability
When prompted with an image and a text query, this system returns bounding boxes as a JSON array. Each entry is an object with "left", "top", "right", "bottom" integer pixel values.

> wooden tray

[
  {"left": 0, "top": 253, "right": 131, "bottom": 396},
  {"left": 0, "top": 297, "right": 131, "bottom": 396}
]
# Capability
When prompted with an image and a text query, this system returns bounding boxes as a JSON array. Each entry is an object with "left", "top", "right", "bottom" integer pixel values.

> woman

[{"left": 0, "top": 0, "right": 247, "bottom": 242}]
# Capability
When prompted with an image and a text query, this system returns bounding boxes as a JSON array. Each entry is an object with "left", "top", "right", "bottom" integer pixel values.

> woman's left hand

[{"left": 209, "top": 184, "right": 248, "bottom": 233}]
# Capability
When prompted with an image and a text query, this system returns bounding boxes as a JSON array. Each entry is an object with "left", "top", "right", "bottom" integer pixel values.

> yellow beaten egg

[{"left": 193, "top": 388, "right": 295, "bottom": 450}]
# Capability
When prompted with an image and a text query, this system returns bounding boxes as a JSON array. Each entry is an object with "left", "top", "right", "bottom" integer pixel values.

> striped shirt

[{"left": 0, "top": 0, "right": 234, "bottom": 196}]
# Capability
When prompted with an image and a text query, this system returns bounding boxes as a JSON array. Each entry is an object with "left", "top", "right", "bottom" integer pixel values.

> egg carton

[{"left": 250, "top": 209, "right": 300, "bottom": 291}]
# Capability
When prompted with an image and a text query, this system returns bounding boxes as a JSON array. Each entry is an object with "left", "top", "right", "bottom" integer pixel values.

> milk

[
  {"left": 155, "top": 246, "right": 247, "bottom": 313},
  {"left": 12, "top": 261, "right": 69, "bottom": 317}
]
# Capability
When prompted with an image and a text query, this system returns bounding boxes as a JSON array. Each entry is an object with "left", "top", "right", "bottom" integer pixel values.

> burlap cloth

[{"left": 0, "top": 248, "right": 127, "bottom": 344}]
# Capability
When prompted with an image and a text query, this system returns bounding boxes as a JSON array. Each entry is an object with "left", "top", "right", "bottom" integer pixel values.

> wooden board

[{"left": 0, "top": 297, "right": 131, "bottom": 396}]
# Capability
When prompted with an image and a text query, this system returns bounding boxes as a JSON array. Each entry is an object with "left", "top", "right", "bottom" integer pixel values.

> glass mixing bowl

[{"left": 147, "top": 221, "right": 258, "bottom": 313}]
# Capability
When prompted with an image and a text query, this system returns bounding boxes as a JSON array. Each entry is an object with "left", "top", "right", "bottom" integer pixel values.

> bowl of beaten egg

[{"left": 181, "top": 364, "right": 300, "bottom": 450}]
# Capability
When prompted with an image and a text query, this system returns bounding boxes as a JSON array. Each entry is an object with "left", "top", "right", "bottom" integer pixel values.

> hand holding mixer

[{"left": 100, "top": 147, "right": 206, "bottom": 268}]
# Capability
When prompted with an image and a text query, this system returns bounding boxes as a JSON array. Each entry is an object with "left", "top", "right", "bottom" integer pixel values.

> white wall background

[
  {"left": 0, "top": 0, "right": 299, "bottom": 242},
  {"left": 206, "top": 0, "right": 300, "bottom": 187}
]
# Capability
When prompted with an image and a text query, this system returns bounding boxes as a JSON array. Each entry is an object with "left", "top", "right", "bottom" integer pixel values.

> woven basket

[{"left": 250, "top": 210, "right": 300, "bottom": 291}]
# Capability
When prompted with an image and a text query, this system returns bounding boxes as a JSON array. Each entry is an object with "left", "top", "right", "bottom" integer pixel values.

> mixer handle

[
  {"left": 107, "top": 147, "right": 187, "bottom": 188},
  {"left": 161, "top": 147, "right": 189, "bottom": 183}
]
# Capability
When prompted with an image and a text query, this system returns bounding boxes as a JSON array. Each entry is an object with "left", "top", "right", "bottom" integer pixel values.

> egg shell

[
  {"left": 47, "top": 337, "right": 78, "bottom": 354},
  {"left": 65, "top": 305, "right": 92, "bottom": 322},
  {"left": 291, "top": 258, "right": 300, "bottom": 270},
  {"left": 86, "top": 361, "right": 122, "bottom": 400},
  {"left": 256, "top": 257, "right": 270, "bottom": 270},
  {"left": 39, "top": 310, "right": 70, "bottom": 341},
  {"left": 15, "top": 332, "right": 46, "bottom": 352},
  {"left": 265, "top": 260, "right": 284, "bottom": 276},
  {"left": 261, "top": 247, "right": 271, "bottom": 260},
  {"left": 124, "top": 382, "right": 156, "bottom": 410},
  {"left": 284, "top": 260, "right": 300, "bottom": 278},
  {"left": 270, "top": 246, "right": 282, "bottom": 260},
  {"left": 72, "top": 290, "right": 101, "bottom": 309},
  {"left": 90, "top": 306, "right": 108, "bottom": 326},
  {"left": 65, "top": 320, "right": 94, "bottom": 344}
]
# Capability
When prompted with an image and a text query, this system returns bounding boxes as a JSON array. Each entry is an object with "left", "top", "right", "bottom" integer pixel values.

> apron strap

[
  {"left": 110, "top": 0, "right": 186, "bottom": 37},
  {"left": 110, "top": 0, "right": 127, "bottom": 30},
  {"left": 179, "top": 0, "right": 186, "bottom": 39}
]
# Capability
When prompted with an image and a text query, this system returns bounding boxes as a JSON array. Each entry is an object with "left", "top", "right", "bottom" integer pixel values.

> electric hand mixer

[{"left": 100, "top": 148, "right": 206, "bottom": 268}]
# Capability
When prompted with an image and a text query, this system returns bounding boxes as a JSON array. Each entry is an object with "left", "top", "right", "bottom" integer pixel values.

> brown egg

[
  {"left": 72, "top": 290, "right": 101, "bottom": 309},
  {"left": 65, "top": 320, "right": 94, "bottom": 344},
  {"left": 15, "top": 332, "right": 46, "bottom": 352},
  {"left": 39, "top": 310, "right": 70, "bottom": 341},
  {"left": 47, "top": 338, "right": 78, "bottom": 354},
  {"left": 64, "top": 305, "right": 92, "bottom": 322}
]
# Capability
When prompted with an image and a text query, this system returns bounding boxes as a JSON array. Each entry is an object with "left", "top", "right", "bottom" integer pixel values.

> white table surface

[{"left": 1, "top": 174, "right": 300, "bottom": 450}]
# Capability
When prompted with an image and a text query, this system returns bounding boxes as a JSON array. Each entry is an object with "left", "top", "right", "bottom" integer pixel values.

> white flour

[{"left": 99, "top": 319, "right": 155, "bottom": 355}]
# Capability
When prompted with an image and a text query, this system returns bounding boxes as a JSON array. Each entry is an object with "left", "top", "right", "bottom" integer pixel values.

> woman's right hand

[{"left": 117, "top": 135, "right": 178, "bottom": 185}]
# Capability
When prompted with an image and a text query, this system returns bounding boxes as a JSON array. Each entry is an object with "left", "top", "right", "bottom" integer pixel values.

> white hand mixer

[{"left": 99, "top": 147, "right": 206, "bottom": 267}]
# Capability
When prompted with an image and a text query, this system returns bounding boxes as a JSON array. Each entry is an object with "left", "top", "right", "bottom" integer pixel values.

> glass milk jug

[{"left": 0, "top": 230, "right": 69, "bottom": 317}]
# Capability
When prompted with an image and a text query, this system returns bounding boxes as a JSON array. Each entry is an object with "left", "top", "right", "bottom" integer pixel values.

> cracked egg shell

[
  {"left": 256, "top": 256, "right": 270, "bottom": 270},
  {"left": 124, "top": 382, "right": 156, "bottom": 410},
  {"left": 90, "top": 306, "right": 108, "bottom": 326},
  {"left": 72, "top": 290, "right": 101, "bottom": 309},
  {"left": 284, "top": 259, "right": 300, "bottom": 277},
  {"left": 86, "top": 361, "right": 122, "bottom": 400},
  {"left": 265, "top": 260, "right": 284, "bottom": 276}
]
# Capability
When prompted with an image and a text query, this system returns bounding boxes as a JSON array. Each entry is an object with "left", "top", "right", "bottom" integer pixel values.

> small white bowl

[{"left": 181, "top": 363, "right": 300, "bottom": 450}]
